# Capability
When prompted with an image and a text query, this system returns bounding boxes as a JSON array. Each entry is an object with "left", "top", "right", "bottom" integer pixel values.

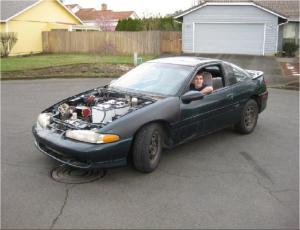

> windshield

[{"left": 109, "top": 62, "right": 193, "bottom": 96}]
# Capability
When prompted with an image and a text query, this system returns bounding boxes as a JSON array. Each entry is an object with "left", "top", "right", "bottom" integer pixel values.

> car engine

[{"left": 48, "top": 88, "right": 155, "bottom": 131}]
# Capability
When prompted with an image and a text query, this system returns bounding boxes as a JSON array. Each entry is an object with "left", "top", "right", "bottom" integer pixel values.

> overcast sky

[{"left": 63, "top": 0, "right": 197, "bottom": 17}]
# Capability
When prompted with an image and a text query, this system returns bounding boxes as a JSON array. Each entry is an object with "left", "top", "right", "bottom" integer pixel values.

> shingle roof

[
  {"left": 175, "top": 0, "right": 299, "bottom": 21},
  {"left": 65, "top": 4, "right": 79, "bottom": 8},
  {"left": 0, "top": 0, "right": 39, "bottom": 21},
  {"left": 75, "top": 8, "right": 135, "bottom": 21},
  {"left": 254, "top": 0, "right": 299, "bottom": 21}
]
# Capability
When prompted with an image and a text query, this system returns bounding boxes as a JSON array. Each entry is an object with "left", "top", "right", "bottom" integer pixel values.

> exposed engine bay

[{"left": 47, "top": 88, "right": 155, "bottom": 131}]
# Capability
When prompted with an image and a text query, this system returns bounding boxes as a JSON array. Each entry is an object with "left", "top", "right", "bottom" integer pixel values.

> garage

[
  {"left": 175, "top": 2, "right": 287, "bottom": 56},
  {"left": 194, "top": 23, "right": 265, "bottom": 55}
]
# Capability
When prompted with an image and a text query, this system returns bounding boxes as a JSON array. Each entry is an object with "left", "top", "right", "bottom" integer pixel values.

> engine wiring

[{"left": 46, "top": 88, "right": 155, "bottom": 132}]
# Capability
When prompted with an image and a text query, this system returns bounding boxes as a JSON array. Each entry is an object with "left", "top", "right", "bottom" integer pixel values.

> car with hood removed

[{"left": 32, "top": 57, "right": 268, "bottom": 173}]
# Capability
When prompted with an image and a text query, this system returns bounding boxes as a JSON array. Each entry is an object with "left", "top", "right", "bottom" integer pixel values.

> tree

[
  {"left": 168, "top": 10, "right": 183, "bottom": 17},
  {"left": 0, "top": 32, "right": 18, "bottom": 57},
  {"left": 95, "top": 16, "right": 115, "bottom": 31},
  {"left": 116, "top": 17, "right": 181, "bottom": 31}
]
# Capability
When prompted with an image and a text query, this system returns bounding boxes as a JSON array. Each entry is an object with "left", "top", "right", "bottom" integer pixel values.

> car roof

[{"left": 147, "top": 56, "right": 220, "bottom": 67}]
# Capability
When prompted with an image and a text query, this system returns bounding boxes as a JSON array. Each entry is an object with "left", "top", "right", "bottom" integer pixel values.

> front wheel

[
  {"left": 132, "top": 123, "right": 163, "bottom": 173},
  {"left": 235, "top": 99, "right": 259, "bottom": 134}
]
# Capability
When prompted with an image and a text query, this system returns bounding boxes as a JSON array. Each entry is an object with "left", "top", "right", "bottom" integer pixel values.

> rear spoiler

[{"left": 245, "top": 70, "right": 264, "bottom": 80}]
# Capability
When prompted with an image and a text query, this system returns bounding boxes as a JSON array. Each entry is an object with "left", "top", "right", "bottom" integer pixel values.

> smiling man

[{"left": 190, "top": 71, "right": 214, "bottom": 94}]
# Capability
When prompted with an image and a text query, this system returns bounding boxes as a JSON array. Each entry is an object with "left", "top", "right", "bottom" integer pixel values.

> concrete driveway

[{"left": 1, "top": 79, "right": 299, "bottom": 229}]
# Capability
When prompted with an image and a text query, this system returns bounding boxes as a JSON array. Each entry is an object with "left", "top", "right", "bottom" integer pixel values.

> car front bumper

[{"left": 32, "top": 125, "right": 132, "bottom": 169}]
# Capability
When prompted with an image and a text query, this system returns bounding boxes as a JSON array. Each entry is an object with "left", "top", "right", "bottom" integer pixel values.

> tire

[
  {"left": 235, "top": 99, "right": 259, "bottom": 134},
  {"left": 132, "top": 123, "right": 163, "bottom": 173}
]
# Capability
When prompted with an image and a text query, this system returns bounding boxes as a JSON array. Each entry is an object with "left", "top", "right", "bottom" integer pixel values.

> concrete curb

[
  {"left": 268, "top": 85, "right": 299, "bottom": 91},
  {"left": 276, "top": 57, "right": 299, "bottom": 63}
]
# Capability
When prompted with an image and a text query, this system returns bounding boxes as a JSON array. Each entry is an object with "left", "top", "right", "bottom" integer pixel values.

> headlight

[
  {"left": 37, "top": 113, "right": 51, "bottom": 128},
  {"left": 65, "top": 130, "right": 120, "bottom": 144}
]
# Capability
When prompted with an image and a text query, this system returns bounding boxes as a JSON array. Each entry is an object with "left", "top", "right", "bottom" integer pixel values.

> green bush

[
  {"left": 116, "top": 18, "right": 143, "bottom": 31},
  {"left": 116, "top": 17, "right": 181, "bottom": 31},
  {"left": 0, "top": 32, "right": 18, "bottom": 57},
  {"left": 282, "top": 42, "right": 299, "bottom": 57}
]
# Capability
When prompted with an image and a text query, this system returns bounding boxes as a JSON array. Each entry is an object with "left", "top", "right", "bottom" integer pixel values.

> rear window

[
  {"left": 231, "top": 64, "right": 251, "bottom": 82},
  {"left": 224, "top": 62, "right": 250, "bottom": 85}
]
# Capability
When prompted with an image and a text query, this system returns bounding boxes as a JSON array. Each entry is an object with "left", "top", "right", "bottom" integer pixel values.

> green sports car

[{"left": 33, "top": 57, "right": 268, "bottom": 173}]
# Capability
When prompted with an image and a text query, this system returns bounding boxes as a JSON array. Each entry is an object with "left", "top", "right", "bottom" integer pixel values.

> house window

[{"left": 283, "top": 23, "right": 296, "bottom": 39}]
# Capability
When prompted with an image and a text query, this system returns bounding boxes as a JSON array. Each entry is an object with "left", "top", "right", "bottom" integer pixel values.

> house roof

[
  {"left": 175, "top": 0, "right": 299, "bottom": 21},
  {"left": 0, "top": 0, "right": 83, "bottom": 23},
  {"left": 75, "top": 8, "right": 135, "bottom": 21},
  {"left": 254, "top": 0, "right": 299, "bottom": 21},
  {"left": 0, "top": 0, "right": 39, "bottom": 21},
  {"left": 65, "top": 4, "right": 79, "bottom": 8}
]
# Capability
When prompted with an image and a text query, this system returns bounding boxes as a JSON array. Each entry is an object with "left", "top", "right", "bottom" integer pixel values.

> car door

[
  {"left": 173, "top": 63, "right": 236, "bottom": 143},
  {"left": 222, "top": 62, "right": 255, "bottom": 124}
]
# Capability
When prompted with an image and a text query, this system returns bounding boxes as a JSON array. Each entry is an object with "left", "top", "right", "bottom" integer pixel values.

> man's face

[{"left": 193, "top": 74, "right": 204, "bottom": 89}]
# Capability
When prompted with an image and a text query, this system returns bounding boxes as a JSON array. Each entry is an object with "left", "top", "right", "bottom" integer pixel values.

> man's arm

[{"left": 201, "top": 86, "right": 213, "bottom": 95}]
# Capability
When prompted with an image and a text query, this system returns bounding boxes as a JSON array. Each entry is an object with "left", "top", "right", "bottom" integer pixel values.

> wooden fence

[
  {"left": 42, "top": 30, "right": 181, "bottom": 55},
  {"left": 160, "top": 31, "right": 182, "bottom": 54}
]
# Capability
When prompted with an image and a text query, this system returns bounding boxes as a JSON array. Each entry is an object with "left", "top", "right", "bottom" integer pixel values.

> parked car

[{"left": 32, "top": 57, "right": 268, "bottom": 173}]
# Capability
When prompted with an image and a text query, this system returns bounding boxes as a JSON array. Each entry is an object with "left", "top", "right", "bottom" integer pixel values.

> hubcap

[
  {"left": 149, "top": 131, "right": 159, "bottom": 160},
  {"left": 244, "top": 105, "right": 257, "bottom": 129}
]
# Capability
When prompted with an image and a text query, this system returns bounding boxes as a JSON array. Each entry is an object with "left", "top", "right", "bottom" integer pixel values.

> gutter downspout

[{"left": 277, "top": 20, "right": 288, "bottom": 52}]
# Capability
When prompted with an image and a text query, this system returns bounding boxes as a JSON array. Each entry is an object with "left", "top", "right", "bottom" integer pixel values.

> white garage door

[{"left": 194, "top": 23, "right": 265, "bottom": 55}]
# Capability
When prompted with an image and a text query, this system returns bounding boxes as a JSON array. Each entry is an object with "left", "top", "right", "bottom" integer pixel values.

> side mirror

[{"left": 181, "top": 91, "right": 205, "bottom": 104}]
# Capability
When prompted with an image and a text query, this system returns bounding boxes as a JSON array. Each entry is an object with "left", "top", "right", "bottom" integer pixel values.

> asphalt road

[{"left": 1, "top": 79, "right": 299, "bottom": 229}]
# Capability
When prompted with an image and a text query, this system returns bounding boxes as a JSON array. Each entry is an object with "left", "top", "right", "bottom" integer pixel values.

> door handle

[{"left": 226, "top": 94, "right": 234, "bottom": 100}]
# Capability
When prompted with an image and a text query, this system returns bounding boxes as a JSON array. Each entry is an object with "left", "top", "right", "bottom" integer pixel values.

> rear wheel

[
  {"left": 132, "top": 123, "right": 163, "bottom": 173},
  {"left": 235, "top": 99, "right": 258, "bottom": 134}
]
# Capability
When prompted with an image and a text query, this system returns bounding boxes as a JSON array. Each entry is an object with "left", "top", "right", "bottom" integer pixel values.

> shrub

[
  {"left": 0, "top": 32, "right": 18, "bottom": 57},
  {"left": 116, "top": 17, "right": 181, "bottom": 31},
  {"left": 282, "top": 42, "right": 299, "bottom": 57},
  {"left": 116, "top": 18, "right": 144, "bottom": 31}
]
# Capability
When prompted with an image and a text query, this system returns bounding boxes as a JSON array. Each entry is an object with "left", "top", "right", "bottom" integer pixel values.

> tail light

[
  {"left": 260, "top": 91, "right": 268, "bottom": 100},
  {"left": 262, "top": 77, "right": 267, "bottom": 85}
]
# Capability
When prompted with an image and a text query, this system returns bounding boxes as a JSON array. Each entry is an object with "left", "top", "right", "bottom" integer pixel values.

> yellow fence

[{"left": 42, "top": 30, "right": 181, "bottom": 55}]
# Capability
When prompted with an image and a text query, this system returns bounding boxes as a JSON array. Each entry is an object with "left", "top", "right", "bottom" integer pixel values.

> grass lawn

[{"left": 1, "top": 54, "right": 155, "bottom": 72}]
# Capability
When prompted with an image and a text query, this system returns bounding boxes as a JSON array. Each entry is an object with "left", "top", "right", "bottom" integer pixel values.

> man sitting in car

[{"left": 190, "top": 71, "right": 213, "bottom": 94}]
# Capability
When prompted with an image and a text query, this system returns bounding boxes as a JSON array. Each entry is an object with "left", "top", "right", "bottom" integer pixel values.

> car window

[
  {"left": 231, "top": 64, "right": 250, "bottom": 82},
  {"left": 203, "top": 66, "right": 221, "bottom": 77},
  {"left": 188, "top": 65, "right": 224, "bottom": 94},
  {"left": 223, "top": 63, "right": 237, "bottom": 86},
  {"left": 204, "top": 65, "right": 224, "bottom": 91}
]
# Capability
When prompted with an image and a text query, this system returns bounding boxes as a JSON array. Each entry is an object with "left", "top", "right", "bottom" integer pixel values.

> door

[
  {"left": 178, "top": 88, "right": 234, "bottom": 141},
  {"left": 174, "top": 84, "right": 237, "bottom": 143},
  {"left": 194, "top": 23, "right": 265, "bottom": 55}
]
